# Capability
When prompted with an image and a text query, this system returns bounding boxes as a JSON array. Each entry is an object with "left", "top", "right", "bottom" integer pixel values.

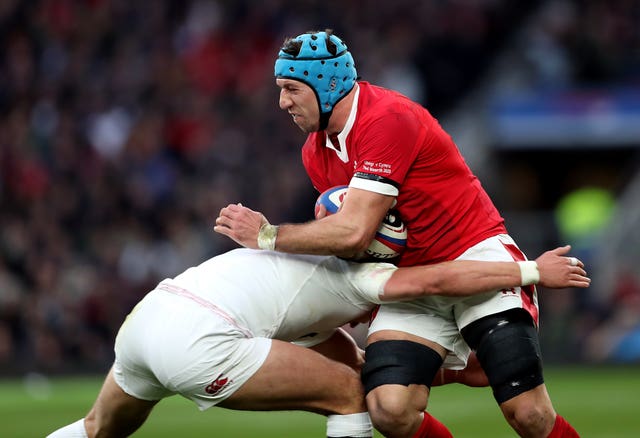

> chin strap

[{"left": 318, "top": 110, "right": 332, "bottom": 131}]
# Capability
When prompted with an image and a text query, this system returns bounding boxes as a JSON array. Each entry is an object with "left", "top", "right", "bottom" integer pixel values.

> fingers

[
  {"left": 218, "top": 202, "right": 251, "bottom": 216},
  {"left": 214, "top": 211, "right": 231, "bottom": 229},
  {"left": 212, "top": 223, "right": 226, "bottom": 234},
  {"left": 219, "top": 203, "right": 242, "bottom": 216},
  {"left": 570, "top": 257, "right": 584, "bottom": 268},
  {"left": 560, "top": 255, "right": 583, "bottom": 267},
  {"left": 573, "top": 266, "right": 587, "bottom": 276},
  {"left": 315, "top": 203, "right": 328, "bottom": 219},
  {"left": 549, "top": 245, "right": 571, "bottom": 256},
  {"left": 549, "top": 246, "right": 584, "bottom": 268},
  {"left": 537, "top": 252, "right": 590, "bottom": 288},
  {"left": 216, "top": 203, "right": 249, "bottom": 224},
  {"left": 569, "top": 279, "right": 591, "bottom": 288},
  {"left": 568, "top": 267, "right": 591, "bottom": 288},
  {"left": 213, "top": 218, "right": 232, "bottom": 236},
  {"left": 214, "top": 204, "right": 242, "bottom": 235}
]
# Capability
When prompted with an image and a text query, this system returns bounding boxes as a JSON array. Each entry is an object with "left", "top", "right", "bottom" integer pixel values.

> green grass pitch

[{"left": 2, "top": 366, "right": 638, "bottom": 437}]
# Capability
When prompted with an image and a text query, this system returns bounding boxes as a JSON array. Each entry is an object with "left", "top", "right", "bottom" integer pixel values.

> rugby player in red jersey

[{"left": 216, "top": 30, "right": 580, "bottom": 438}]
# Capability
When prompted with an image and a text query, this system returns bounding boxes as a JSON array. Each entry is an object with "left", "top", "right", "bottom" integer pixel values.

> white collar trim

[{"left": 324, "top": 84, "right": 359, "bottom": 163}]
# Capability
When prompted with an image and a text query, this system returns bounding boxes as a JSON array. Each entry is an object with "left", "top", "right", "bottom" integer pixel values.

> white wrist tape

[
  {"left": 327, "top": 413, "right": 373, "bottom": 438},
  {"left": 257, "top": 223, "right": 279, "bottom": 251},
  {"left": 517, "top": 261, "right": 540, "bottom": 286}
]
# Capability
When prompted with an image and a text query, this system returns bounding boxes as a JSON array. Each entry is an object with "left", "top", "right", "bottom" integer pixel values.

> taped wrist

[
  {"left": 517, "top": 261, "right": 539, "bottom": 285},
  {"left": 257, "top": 223, "right": 279, "bottom": 251}
]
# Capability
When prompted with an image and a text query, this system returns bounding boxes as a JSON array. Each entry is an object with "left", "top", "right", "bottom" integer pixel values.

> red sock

[
  {"left": 547, "top": 415, "right": 580, "bottom": 438},
  {"left": 411, "top": 412, "right": 453, "bottom": 438}
]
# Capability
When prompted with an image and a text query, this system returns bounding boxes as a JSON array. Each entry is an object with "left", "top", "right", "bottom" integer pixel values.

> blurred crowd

[
  {"left": 514, "top": 0, "right": 640, "bottom": 364},
  {"left": 522, "top": 0, "right": 640, "bottom": 90},
  {"left": 0, "top": 0, "right": 638, "bottom": 375}
]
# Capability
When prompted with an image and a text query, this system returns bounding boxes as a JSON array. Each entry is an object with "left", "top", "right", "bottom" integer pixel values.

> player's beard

[{"left": 293, "top": 114, "right": 319, "bottom": 133}]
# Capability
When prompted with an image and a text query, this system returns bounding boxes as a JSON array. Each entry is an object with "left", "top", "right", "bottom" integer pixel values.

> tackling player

[
  {"left": 47, "top": 247, "right": 588, "bottom": 438},
  {"left": 215, "top": 30, "right": 582, "bottom": 438}
]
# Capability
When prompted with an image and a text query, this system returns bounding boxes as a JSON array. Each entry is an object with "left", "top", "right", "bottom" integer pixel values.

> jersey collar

[{"left": 324, "top": 83, "right": 359, "bottom": 163}]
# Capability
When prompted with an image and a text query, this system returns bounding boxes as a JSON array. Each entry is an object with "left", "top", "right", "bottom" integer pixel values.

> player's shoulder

[
  {"left": 358, "top": 82, "right": 427, "bottom": 123},
  {"left": 358, "top": 82, "right": 403, "bottom": 105},
  {"left": 359, "top": 82, "right": 417, "bottom": 106}
]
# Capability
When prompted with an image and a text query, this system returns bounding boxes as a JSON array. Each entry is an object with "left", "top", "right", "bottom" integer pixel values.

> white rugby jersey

[{"left": 158, "top": 248, "right": 396, "bottom": 344}]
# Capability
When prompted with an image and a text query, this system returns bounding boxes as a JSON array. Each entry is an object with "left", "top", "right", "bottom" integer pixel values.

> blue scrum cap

[{"left": 275, "top": 30, "right": 357, "bottom": 116}]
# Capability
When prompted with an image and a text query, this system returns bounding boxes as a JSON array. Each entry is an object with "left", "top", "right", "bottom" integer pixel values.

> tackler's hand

[{"left": 535, "top": 245, "right": 590, "bottom": 289}]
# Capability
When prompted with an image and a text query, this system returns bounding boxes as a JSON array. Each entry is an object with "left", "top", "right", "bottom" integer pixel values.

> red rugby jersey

[{"left": 302, "top": 82, "right": 507, "bottom": 266}]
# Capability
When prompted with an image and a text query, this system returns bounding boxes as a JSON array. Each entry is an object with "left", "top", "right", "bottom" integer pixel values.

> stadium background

[{"left": 0, "top": 0, "right": 638, "bottom": 436}]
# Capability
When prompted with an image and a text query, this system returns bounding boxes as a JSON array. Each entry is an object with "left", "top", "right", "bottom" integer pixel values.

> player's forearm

[
  {"left": 381, "top": 260, "right": 523, "bottom": 301},
  {"left": 380, "top": 246, "right": 590, "bottom": 301},
  {"left": 275, "top": 218, "right": 372, "bottom": 257},
  {"left": 276, "top": 187, "right": 393, "bottom": 257},
  {"left": 214, "top": 202, "right": 369, "bottom": 254}
]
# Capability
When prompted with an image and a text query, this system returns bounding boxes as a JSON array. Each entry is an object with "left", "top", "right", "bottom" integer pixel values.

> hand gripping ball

[{"left": 315, "top": 185, "right": 407, "bottom": 260}]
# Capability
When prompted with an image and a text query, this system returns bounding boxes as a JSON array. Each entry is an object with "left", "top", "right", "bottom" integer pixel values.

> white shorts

[
  {"left": 113, "top": 287, "right": 271, "bottom": 411},
  {"left": 368, "top": 234, "right": 538, "bottom": 369}
]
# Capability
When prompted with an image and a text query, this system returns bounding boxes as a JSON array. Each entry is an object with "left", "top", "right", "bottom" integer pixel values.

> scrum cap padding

[{"left": 275, "top": 31, "right": 357, "bottom": 114}]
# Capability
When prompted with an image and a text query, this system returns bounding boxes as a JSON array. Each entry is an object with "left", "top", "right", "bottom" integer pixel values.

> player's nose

[{"left": 279, "top": 90, "right": 292, "bottom": 110}]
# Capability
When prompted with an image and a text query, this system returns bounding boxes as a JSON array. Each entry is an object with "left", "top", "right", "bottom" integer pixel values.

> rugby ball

[
  {"left": 315, "top": 185, "right": 407, "bottom": 260},
  {"left": 314, "top": 185, "right": 349, "bottom": 217}
]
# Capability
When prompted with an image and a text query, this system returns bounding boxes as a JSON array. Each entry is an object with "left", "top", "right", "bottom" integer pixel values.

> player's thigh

[
  {"left": 362, "top": 336, "right": 443, "bottom": 416},
  {"left": 368, "top": 301, "right": 467, "bottom": 368},
  {"left": 454, "top": 234, "right": 539, "bottom": 329},
  {"left": 364, "top": 304, "right": 453, "bottom": 419},
  {"left": 86, "top": 367, "right": 158, "bottom": 437},
  {"left": 221, "top": 339, "right": 366, "bottom": 415}
]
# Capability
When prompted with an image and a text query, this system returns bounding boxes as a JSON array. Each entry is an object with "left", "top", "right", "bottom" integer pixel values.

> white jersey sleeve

[
  {"left": 341, "top": 261, "right": 397, "bottom": 304},
  {"left": 159, "top": 249, "right": 397, "bottom": 344},
  {"left": 285, "top": 258, "right": 397, "bottom": 347}
]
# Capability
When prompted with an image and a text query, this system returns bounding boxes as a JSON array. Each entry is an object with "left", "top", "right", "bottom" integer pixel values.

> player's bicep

[{"left": 336, "top": 187, "right": 395, "bottom": 239}]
